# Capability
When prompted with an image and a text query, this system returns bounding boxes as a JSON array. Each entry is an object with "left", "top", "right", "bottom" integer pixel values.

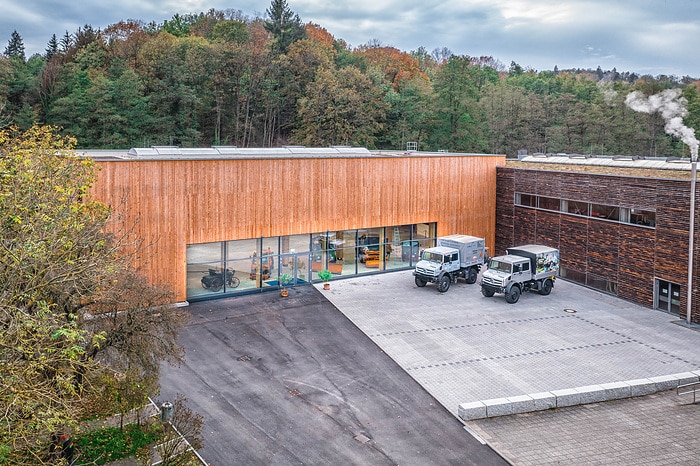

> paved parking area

[
  {"left": 320, "top": 270, "right": 700, "bottom": 464},
  {"left": 158, "top": 284, "right": 506, "bottom": 465}
]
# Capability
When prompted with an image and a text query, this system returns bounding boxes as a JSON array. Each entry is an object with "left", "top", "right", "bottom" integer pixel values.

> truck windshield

[
  {"left": 421, "top": 251, "right": 444, "bottom": 263},
  {"left": 489, "top": 259, "right": 512, "bottom": 273}
]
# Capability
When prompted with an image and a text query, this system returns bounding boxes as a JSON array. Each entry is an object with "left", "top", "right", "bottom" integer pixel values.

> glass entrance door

[
  {"left": 656, "top": 279, "right": 681, "bottom": 315},
  {"left": 279, "top": 252, "right": 310, "bottom": 286}
]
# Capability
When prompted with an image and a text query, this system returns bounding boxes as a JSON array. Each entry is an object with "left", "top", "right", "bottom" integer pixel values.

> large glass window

[
  {"left": 515, "top": 193, "right": 537, "bottom": 207},
  {"left": 565, "top": 200, "right": 589, "bottom": 216},
  {"left": 629, "top": 208, "right": 656, "bottom": 227},
  {"left": 538, "top": 196, "right": 560, "bottom": 211},
  {"left": 386, "top": 224, "right": 415, "bottom": 270},
  {"left": 590, "top": 204, "right": 620, "bottom": 221},
  {"left": 186, "top": 222, "right": 437, "bottom": 300},
  {"left": 224, "top": 238, "right": 260, "bottom": 293},
  {"left": 515, "top": 192, "right": 655, "bottom": 229},
  {"left": 334, "top": 230, "right": 357, "bottom": 276},
  {"left": 358, "top": 227, "right": 384, "bottom": 274}
]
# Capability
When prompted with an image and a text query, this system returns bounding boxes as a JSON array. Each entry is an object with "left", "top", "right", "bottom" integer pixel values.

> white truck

[
  {"left": 413, "top": 235, "right": 488, "bottom": 292},
  {"left": 480, "top": 244, "right": 559, "bottom": 303}
]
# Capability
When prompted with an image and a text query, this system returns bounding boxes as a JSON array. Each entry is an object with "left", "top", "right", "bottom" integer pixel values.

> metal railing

[{"left": 676, "top": 381, "right": 700, "bottom": 404}]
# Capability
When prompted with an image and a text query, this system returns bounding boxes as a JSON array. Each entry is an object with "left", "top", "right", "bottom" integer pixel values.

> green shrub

[
  {"left": 74, "top": 423, "right": 162, "bottom": 465},
  {"left": 318, "top": 269, "right": 332, "bottom": 282}
]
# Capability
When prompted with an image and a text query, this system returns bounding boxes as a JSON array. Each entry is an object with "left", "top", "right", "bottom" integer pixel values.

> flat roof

[
  {"left": 508, "top": 154, "right": 694, "bottom": 180},
  {"left": 77, "top": 146, "right": 504, "bottom": 161}
]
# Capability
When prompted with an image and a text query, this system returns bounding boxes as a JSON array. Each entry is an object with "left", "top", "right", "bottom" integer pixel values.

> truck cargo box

[
  {"left": 506, "top": 244, "right": 559, "bottom": 280},
  {"left": 437, "top": 234, "right": 487, "bottom": 268}
]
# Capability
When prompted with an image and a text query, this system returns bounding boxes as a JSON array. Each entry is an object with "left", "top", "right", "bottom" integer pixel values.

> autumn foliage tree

[
  {"left": 0, "top": 126, "right": 186, "bottom": 464},
  {"left": 1, "top": 1, "right": 699, "bottom": 154}
]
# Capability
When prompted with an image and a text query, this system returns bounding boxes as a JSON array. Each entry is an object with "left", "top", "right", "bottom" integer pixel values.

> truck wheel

[
  {"left": 437, "top": 274, "right": 451, "bottom": 292},
  {"left": 415, "top": 277, "right": 427, "bottom": 287},
  {"left": 466, "top": 267, "right": 478, "bottom": 284},
  {"left": 505, "top": 286, "right": 521, "bottom": 304},
  {"left": 539, "top": 278, "right": 553, "bottom": 296},
  {"left": 481, "top": 286, "right": 495, "bottom": 297}
]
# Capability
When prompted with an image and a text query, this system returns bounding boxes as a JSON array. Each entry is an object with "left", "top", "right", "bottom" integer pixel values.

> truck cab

[
  {"left": 481, "top": 255, "right": 531, "bottom": 289},
  {"left": 417, "top": 246, "right": 460, "bottom": 273},
  {"left": 414, "top": 246, "right": 460, "bottom": 292}
]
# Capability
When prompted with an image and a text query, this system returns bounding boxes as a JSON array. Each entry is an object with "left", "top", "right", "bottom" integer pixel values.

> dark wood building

[{"left": 496, "top": 156, "right": 699, "bottom": 324}]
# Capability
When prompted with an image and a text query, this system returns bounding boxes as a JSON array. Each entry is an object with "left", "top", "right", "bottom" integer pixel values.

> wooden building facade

[
  {"left": 89, "top": 147, "right": 503, "bottom": 302},
  {"left": 496, "top": 157, "right": 700, "bottom": 324}
]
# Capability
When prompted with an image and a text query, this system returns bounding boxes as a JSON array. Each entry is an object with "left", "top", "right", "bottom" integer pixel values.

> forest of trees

[{"left": 1, "top": 0, "right": 699, "bottom": 157}]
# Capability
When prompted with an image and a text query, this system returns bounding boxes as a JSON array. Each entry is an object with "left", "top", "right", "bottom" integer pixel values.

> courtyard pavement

[
  {"left": 158, "top": 280, "right": 507, "bottom": 465},
  {"left": 319, "top": 270, "right": 700, "bottom": 465}
]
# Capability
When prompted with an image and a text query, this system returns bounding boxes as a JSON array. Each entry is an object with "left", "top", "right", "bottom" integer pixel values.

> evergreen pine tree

[
  {"left": 60, "top": 31, "right": 73, "bottom": 53},
  {"left": 45, "top": 34, "right": 58, "bottom": 60},
  {"left": 264, "top": 0, "right": 305, "bottom": 53},
  {"left": 4, "top": 30, "right": 26, "bottom": 61}
]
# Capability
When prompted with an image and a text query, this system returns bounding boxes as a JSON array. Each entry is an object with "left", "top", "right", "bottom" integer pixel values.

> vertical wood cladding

[
  {"left": 92, "top": 155, "right": 504, "bottom": 301},
  {"left": 501, "top": 166, "right": 700, "bottom": 323}
]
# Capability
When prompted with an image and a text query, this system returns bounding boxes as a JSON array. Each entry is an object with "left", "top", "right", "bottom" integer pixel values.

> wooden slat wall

[
  {"left": 92, "top": 155, "right": 504, "bottom": 300},
  {"left": 498, "top": 166, "right": 700, "bottom": 323}
]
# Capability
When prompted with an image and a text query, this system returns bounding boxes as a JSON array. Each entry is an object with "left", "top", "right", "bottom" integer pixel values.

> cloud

[{"left": 1, "top": 0, "right": 699, "bottom": 77}]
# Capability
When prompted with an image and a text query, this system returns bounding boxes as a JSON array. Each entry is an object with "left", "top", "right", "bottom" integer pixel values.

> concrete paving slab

[
  {"left": 319, "top": 270, "right": 700, "bottom": 417},
  {"left": 601, "top": 381, "right": 632, "bottom": 399},
  {"left": 317, "top": 269, "right": 700, "bottom": 464},
  {"left": 529, "top": 392, "right": 556, "bottom": 411},
  {"left": 551, "top": 388, "right": 580, "bottom": 407},
  {"left": 483, "top": 398, "right": 513, "bottom": 417},
  {"left": 574, "top": 384, "right": 607, "bottom": 404},
  {"left": 505, "top": 395, "right": 535, "bottom": 414}
]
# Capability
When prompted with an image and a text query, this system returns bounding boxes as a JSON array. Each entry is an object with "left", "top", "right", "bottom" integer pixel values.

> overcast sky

[{"left": 3, "top": 0, "right": 700, "bottom": 78}]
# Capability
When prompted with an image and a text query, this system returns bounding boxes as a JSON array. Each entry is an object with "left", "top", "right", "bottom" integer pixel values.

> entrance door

[
  {"left": 656, "top": 279, "right": 681, "bottom": 315},
  {"left": 279, "top": 253, "right": 310, "bottom": 286}
]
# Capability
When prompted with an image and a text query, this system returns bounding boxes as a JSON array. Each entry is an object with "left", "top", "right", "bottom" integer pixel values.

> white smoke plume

[{"left": 625, "top": 88, "right": 699, "bottom": 160}]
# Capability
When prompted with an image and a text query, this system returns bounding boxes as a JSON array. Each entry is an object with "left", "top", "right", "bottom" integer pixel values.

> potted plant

[
  {"left": 279, "top": 273, "right": 293, "bottom": 297},
  {"left": 318, "top": 269, "right": 332, "bottom": 290}
]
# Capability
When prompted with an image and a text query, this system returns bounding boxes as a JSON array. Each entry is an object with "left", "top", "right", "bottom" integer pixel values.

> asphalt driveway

[{"left": 158, "top": 286, "right": 506, "bottom": 465}]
